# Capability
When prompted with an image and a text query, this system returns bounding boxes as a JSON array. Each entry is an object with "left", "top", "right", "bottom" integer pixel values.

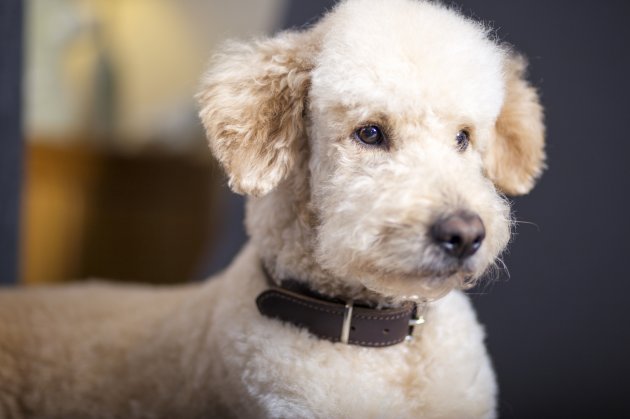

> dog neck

[
  {"left": 244, "top": 162, "right": 433, "bottom": 347},
  {"left": 260, "top": 260, "right": 388, "bottom": 309}
]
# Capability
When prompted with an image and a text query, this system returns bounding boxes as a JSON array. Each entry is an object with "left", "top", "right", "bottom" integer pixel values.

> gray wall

[{"left": 0, "top": 0, "right": 23, "bottom": 285}]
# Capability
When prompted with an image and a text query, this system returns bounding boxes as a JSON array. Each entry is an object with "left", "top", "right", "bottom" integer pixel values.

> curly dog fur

[{"left": 0, "top": 0, "right": 544, "bottom": 417}]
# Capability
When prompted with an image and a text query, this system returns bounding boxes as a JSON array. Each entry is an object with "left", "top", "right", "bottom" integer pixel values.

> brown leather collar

[{"left": 256, "top": 276, "right": 426, "bottom": 348}]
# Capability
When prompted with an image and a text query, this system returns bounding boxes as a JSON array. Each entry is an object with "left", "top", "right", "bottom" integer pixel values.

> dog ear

[
  {"left": 484, "top": 53, "right": 546, "bottom": 196},
  {"left": 197, "top": 31, "right": 314, "bottom": 196}
]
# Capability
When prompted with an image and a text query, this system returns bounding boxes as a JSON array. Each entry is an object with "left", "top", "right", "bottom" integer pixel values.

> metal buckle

[
  {"left": 340, "top": 300, "right": 354, "bottom": 344},
  {"left": 406, "top": 301, "right": 427, "bottom": 341}
]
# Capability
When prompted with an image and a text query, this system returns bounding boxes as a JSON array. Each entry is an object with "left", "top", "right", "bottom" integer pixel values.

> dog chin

[{"left": 359, "top": 267, "right": 472, "bottom": 302}]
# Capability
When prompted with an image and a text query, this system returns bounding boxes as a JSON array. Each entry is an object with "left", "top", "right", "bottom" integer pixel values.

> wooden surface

[{"left": 21, "top": 142, "right": 216, "bottom": 285}]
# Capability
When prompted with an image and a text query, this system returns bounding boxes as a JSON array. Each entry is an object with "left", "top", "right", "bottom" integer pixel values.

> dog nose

[{"left": 431, "top": 211, "right": 485, "bottom": 259}]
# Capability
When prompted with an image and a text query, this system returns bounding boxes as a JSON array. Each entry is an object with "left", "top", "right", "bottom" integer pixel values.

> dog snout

[{"left": 431, "top": 210, "right": 485, "bottom": 259}]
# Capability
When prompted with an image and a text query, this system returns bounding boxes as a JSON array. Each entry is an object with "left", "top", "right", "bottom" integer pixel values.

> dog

[{"left": 0, "top": 0, "right": 545, "bottom": 417}]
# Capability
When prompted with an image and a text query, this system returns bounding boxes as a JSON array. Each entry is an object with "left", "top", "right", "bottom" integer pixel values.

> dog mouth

[
  {"left": 389, "top": 243, "right": 481, "bottom": 280},
  {"left": 400, "top": 263, "right": 472, "bottom": 284},
  {"left": 424, "top": 256, "right": 478, "bottom": 278},
  {"left": 354, "top": 252, "right": 483, "bottom": 300}
]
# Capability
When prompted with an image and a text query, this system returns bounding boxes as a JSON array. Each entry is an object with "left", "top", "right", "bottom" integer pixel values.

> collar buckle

[
  {"left": 406, "top": 301, "right": 427, "bottom": 341},
  {"left": 340, "top": 300, "right": 354, "bottom": 344}
]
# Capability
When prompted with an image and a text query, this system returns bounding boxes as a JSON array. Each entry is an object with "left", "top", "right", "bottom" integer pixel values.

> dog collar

[{"left": 256, "top": 273, "right": 427, "bottom": 348}]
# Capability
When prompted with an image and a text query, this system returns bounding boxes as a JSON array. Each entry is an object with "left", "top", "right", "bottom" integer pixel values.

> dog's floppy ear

[
  {"left": 197, "top": 31, "right": 314, "bottom": 197},
  {"left": 484, "top": 53, "right": 546, "bottom": 196}
]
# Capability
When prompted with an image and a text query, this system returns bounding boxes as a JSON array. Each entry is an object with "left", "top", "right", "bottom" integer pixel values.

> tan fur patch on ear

[
  {"left": 486, "top": 53, "right": 546, "bottom": 196},
  {"left": 197, "top": 31, "right": 316, "bottom": 196}
]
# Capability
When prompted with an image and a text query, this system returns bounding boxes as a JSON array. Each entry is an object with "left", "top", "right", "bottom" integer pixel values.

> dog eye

[
  {"left": 456, "top": 129, "right": 470, "bottom": 151},
  {"left": 354, "top": 125, "right": 385, "bottom": 146}
]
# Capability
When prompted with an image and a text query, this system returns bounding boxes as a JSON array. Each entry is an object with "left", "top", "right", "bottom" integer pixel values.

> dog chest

[{"left": 211, "top": 270, "right": 496, "bottom": 418}]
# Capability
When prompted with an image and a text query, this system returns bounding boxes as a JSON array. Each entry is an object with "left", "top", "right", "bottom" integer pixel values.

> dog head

[{"left": 198, "top": 0, "right": 545, "bottom": 300}]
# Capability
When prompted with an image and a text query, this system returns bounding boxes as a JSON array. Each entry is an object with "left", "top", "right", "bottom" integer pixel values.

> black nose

[{"left": 431, "top": 211, "right": 485, "bottom": 259}]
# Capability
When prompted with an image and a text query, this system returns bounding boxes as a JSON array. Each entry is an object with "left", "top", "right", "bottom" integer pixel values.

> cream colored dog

[{"left": 0, "top": 0, "right": 545, "bottom": 417}]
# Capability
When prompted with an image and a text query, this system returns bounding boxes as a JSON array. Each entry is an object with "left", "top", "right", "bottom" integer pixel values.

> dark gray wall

[{"left": 0, "top": 0, "right": 23, "bottom": 285}]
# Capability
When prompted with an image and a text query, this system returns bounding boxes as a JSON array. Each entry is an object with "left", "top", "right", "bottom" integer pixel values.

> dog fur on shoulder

[{"left": 0, "top": 0, "right": 545, "bottom": 417}]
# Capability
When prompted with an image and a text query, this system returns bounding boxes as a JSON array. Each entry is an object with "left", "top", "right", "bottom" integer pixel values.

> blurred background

[
  {"left": 1, "top": 0, "right": 630, "bottom": 417},
  {"left": 12, "top": 0, "right": 289, "bottom": 285}
]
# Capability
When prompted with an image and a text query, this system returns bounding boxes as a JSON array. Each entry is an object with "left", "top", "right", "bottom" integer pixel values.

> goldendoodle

[{"left": 0, "top": 0, "right": 544, "bottom": 417}]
